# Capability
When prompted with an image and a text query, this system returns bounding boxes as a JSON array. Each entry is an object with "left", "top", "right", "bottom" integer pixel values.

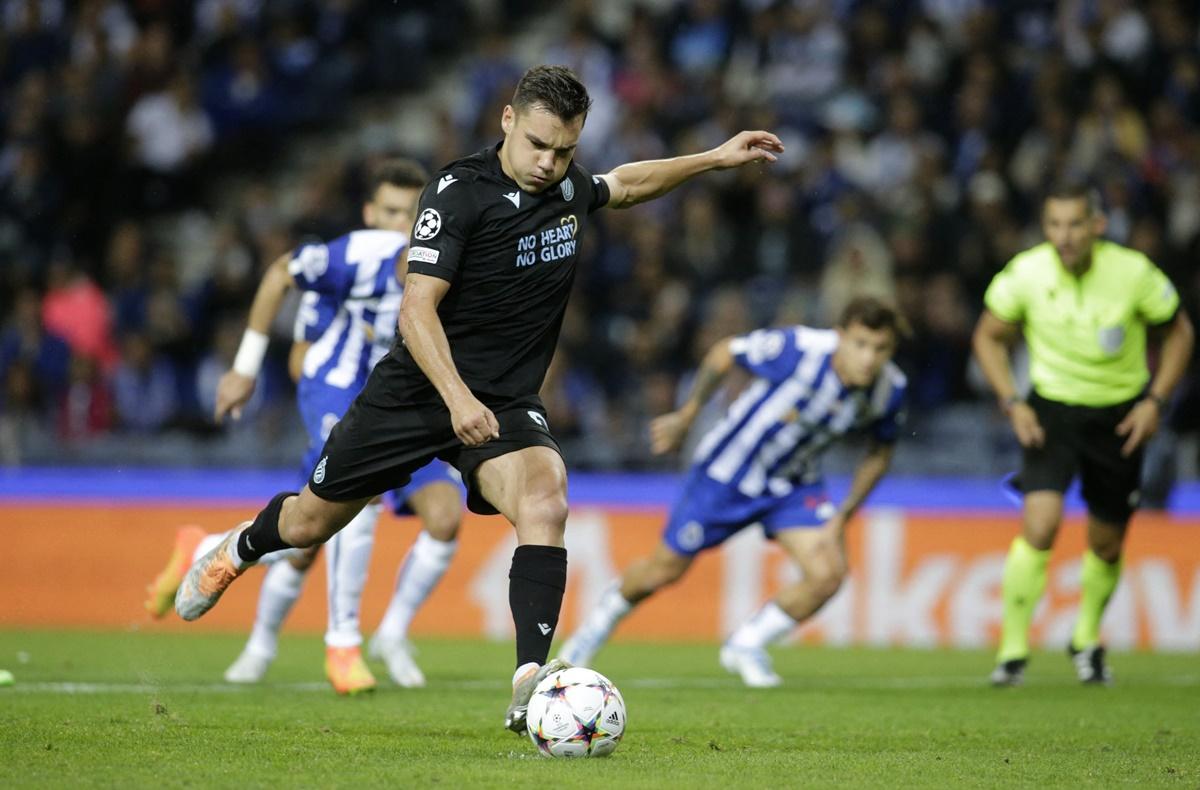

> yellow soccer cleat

[
  {"left": 144, "top": 526, "right": 207, "bottom": 619},
  {"left": 325, "top": 646, "right": 377, "bottom": 696}
]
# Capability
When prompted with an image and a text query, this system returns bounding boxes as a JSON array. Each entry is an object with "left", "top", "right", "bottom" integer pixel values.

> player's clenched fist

[{"left": 449, "top": 394, "right": 500, "bottom": 446}]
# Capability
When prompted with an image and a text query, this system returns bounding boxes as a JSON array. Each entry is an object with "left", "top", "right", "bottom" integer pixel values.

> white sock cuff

[
  {"left": 604, "top": 581, "right": 634, "bottom": 616},
  {"left": 413, "top": 530, "right": 457, "bottom": 563},
  {"left": 513, "top": 661, "right": 539, "bottom": 685}
]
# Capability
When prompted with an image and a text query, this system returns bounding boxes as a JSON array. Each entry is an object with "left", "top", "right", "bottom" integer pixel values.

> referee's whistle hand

[{"left": 1009, "top": 403, "right": 1045, "bottom": 448}]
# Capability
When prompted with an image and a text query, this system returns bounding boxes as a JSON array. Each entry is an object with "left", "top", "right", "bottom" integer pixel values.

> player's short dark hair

[
  {"left": 368, "top": 158, "right": 428, "bottom": 197},
  {"left": 511, "top": 65, "right": 592, "bottom": 121},
  {"left": 837, "top": 296, "right": 909, "bottom": 339},
  {"left": 1042, "top": 178, "right": 1099, "bottom": 214}
]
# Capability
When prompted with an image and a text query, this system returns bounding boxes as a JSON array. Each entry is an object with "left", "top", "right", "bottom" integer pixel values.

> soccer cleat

[
  {"left": 174, "top": 525, "right": 250, "bottom": 621},
  {"left": 1069, "top": 644, "right": 1112, "bottom": 685},
  {"left": 505, "top": 658, "right": 570, "bottom": 733},
  {"left": 719, "top": 644, "right": 782, "bottom": 688},
  {"left": 990, "top": 657, "right": 1028, "bottom": 687},
  {"left": 224, "top": 649, "right": 273, "bottom": 684},
  {"left": 144, "top": 525, "right": 208, "bottom": 618},
  {"left": 368, "top": 635, "right": 426, "bottom": 688},
  {"left": 325, "top": 646, "right": 377, "bottom": 695}
]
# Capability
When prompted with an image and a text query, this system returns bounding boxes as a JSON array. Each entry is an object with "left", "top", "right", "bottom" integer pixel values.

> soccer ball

[{"left": 526, "top": 667, "right": 626, "bottom": 758}]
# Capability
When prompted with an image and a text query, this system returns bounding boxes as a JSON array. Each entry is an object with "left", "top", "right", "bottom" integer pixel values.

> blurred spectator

[
  {"left": 0, "top": 287, "right": 71, "bottom": 408},
  {"left": 40, "top": 261, "right": 118, "bottom": 370},
  {"left": 111, "top": 331, "right": 178, "bottom": 432}
]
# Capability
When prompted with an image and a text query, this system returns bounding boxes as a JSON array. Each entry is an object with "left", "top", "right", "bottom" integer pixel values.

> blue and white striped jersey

[
  {"left": 289, "top": 229, "right": 408, "bottom": 390},
  {"left": 691, "top": 326, "right": 907, "bottom": 498}
]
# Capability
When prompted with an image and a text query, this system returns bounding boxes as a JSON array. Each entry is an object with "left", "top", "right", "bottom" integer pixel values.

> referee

[
  {"left": 973, "top": 180, "right": 1193, "bottom": 686},
  {"left": 174, "top": 65, "right": 784, "bottom": 730}
]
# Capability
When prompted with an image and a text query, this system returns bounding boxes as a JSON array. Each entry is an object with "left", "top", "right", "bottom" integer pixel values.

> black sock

[
  {"left": 509, "top": 545, "right": 568, "bottom": 669},
  {"left": 236, "top": 491, "right": 297, "bottom": 563}
]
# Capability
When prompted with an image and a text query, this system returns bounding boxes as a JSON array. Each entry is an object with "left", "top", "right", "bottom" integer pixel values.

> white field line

[{"left": 6, "top": 675, "right": 1199, "bottom": 695}]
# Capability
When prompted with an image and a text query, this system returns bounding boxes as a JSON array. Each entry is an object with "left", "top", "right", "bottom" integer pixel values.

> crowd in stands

[{"left": 2, "top": 0, "right": 1199, "bottom": 477}]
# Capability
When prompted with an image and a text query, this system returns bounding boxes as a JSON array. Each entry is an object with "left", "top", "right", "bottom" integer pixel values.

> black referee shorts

[
  {"left": 1011, "top": 391, "right": 1143, "bottom": 525},
  {"left": 307, "top": 387, "right": 561, "bottom": 517}
]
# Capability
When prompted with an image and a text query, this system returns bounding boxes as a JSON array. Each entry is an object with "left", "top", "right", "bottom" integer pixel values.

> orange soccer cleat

[
  {"left": 325, "top": 646, "right": 377, "bottom": 695},
  {"left": 144, "top": 526, "right": 207, "bottom": 618},
  {"left": 174, "top": 525, "right": 249, "bottom": 621}
]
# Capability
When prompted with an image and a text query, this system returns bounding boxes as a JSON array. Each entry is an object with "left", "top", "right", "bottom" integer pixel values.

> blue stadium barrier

[{"left": 2, "top": 466, "right": 1200, "bottom": 513}]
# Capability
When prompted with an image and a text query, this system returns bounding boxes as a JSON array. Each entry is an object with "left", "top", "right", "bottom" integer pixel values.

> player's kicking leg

[
  {"left": 558, "top": 544, "right": 693, "bottom": 667},
  {"left": 323, "top": 502, "right": 382, "bottom": 695},
  {"left": 369, "top": 481, "right": 462, "bottom": 688},
  {"left": 174, "top": 488, "right": 370, "bottom": 621},
  {"left": 723, "top": 523, "right": 848, "bottom": 688},
  {"left": 471, "top": 447, "right": 576, "bottom": 733}
]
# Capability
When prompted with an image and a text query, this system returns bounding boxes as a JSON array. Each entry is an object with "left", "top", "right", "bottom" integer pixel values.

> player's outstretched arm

[
  {"left": 216, "top": 252, "right": 295, "bottom": 422},
  {"left": 398, "top": 272, "right": 499, "bottom": 447},
  {"left": 600, "top": 131, "right": 783, "bottom": 210},
  {"left": 650, "top": 337, "right": 735, "bottom": 455},
  {"left": 971, "top": 309, "right": 1044, "bottom": 448}
]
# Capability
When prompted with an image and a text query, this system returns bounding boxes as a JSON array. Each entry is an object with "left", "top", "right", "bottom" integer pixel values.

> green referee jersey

[{"left": 984, "top": 239, "right": 1179, "bottom": 407}]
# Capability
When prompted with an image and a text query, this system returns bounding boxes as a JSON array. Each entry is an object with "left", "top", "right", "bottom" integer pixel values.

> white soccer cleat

[
  {"left": 224, "top": 649, "right": 273, "bottom": 684},
  {"left": 719, "top": 644, "right": 783, "bottom": 688},
  {"left": 175, "top": 525, "right": 251, "bottom": 621},
  {"left": 557, "top": 628, "right": 604, "bottom": 667},
  {"left": 369, "top": 635, "right": 426, "bottom": 688},
  {"left": 505, "top": 658, "right": 571, "bottom": 733}
]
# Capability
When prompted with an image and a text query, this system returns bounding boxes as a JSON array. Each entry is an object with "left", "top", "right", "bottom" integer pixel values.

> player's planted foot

[
  {"left": 145, "top": 525, "right": 208, "bottom": 618},
  {"left": 325, "top": 646, "right": 377, "bottom": 695},
  {"left": 719, "top": 644, "right": 782, "bottom": 688},
  {"left": 505, "top": 658, "right": 570, "bottom": 733},
  {"left": 174, "top": 526, "right": 250, "bottom": 621},
  {"left": 989, "top": 657, "right": 1028, "bottom": 687},
  {"left": 369, "top": 635, "right": 426, "bottom": 688},
  {"left": 1069, "top": 644, "right": 1112, "bottom": 685},
  {"left": 224, "top": 649, "right": 273, "bottom": 684}
]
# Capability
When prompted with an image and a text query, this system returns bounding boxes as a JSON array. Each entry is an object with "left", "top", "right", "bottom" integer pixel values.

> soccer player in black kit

[{"left": 176, "top": 65, "right": 784, "bottom": 731}]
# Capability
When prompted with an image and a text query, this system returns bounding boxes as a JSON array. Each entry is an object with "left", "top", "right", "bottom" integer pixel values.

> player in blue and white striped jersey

[
  {"left": 560, "top": 296, "right": 906, "bottom": 686},
  {"left": 145, "top": 160, "right": 463, "bottom": 693}
]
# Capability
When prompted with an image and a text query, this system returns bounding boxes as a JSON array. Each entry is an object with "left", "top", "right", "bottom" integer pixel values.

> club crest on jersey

[
  {"left": 560, "top": 177, "right": 574, "bottom": 202},
  {"left": 414, "top": 209, "right": 442, "bottom": 240}
]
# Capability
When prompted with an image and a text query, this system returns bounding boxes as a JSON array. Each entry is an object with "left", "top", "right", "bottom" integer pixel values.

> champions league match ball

[{"left": 526, "top": 667, "right": 626, "bottom": 758}]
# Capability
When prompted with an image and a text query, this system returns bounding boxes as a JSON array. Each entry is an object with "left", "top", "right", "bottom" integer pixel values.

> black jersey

[{"left": 372, "top": 142, "right": 610, "bottom": 407}]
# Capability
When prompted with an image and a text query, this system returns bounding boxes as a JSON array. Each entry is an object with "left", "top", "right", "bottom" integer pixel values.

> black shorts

[
  {"left": 307, "top": 385, "right": 560, "bottom": 516},
  {"left": 1012, "top": 391, "right": 1143, "bottom": 524}
]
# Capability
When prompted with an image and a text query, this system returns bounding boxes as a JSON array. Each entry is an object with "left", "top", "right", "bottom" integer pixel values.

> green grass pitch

[{"left": 0, "top": 630, "right": 1195, "bottom": 788}]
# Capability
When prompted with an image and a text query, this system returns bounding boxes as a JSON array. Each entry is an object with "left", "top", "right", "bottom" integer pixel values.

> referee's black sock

[
  {"left": 236, "top": 491, "right": 298, "bottom": 564},
  {"left": 509, "top": 545, "right": 568, "bottom": 669}
]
